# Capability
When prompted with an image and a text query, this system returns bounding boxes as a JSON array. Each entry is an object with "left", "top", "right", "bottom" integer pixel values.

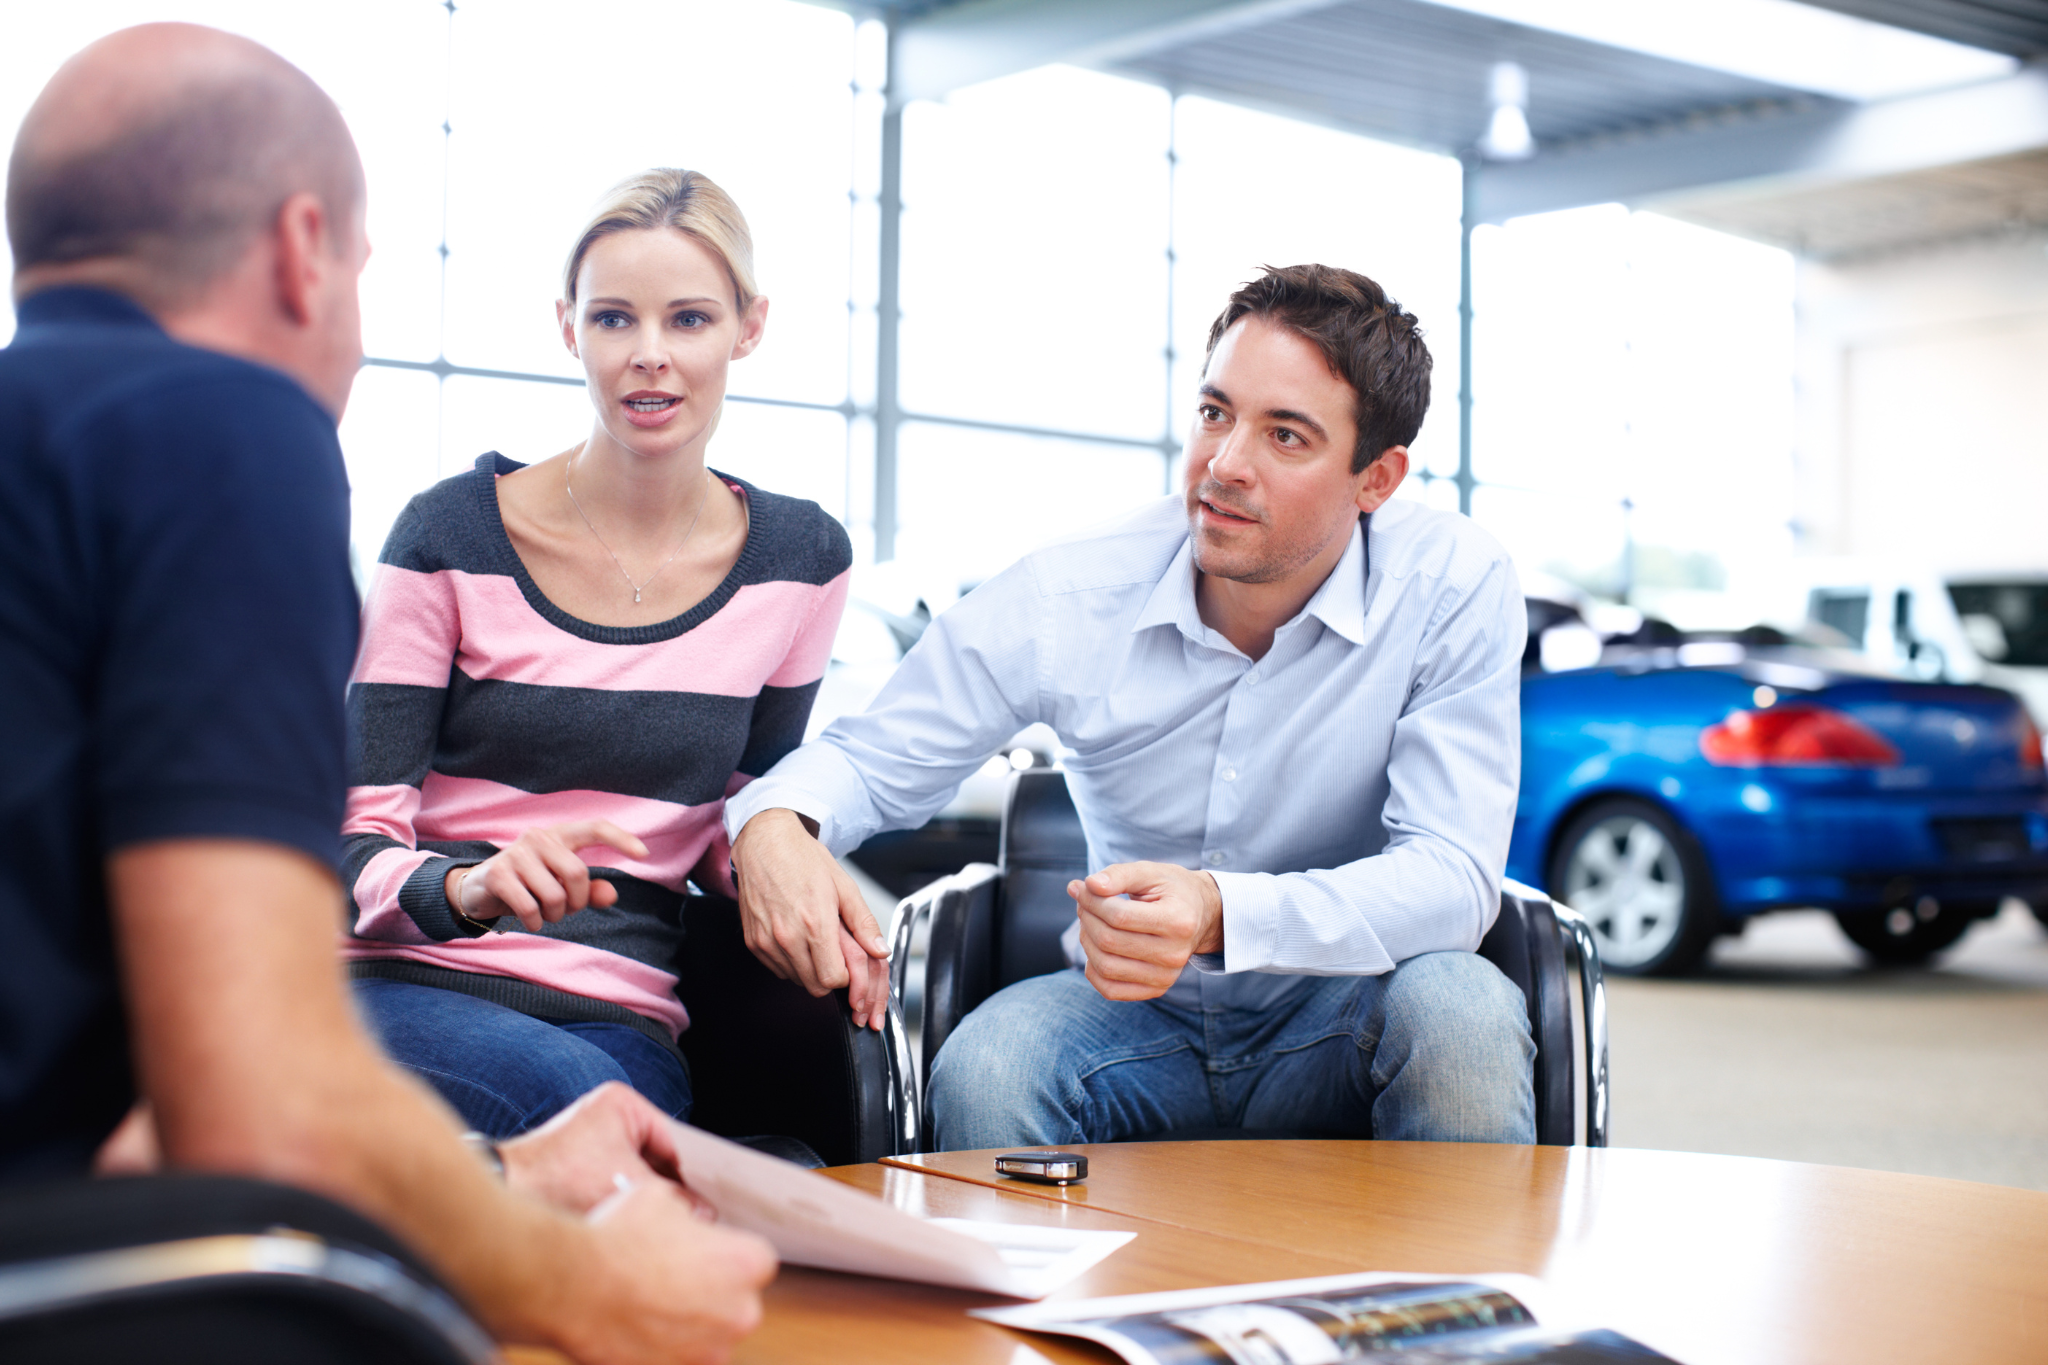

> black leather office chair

[
  {"left": 676, "top": 894, "right": 918, "bottom": 1166},
  {"left": 890, "top": 769, "right": 1610, "bottom": 1149},
  {"left": 0, "top": 1175, "right": 494, "bottom": 1365}
]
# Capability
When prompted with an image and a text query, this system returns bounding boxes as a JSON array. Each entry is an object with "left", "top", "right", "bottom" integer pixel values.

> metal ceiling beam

[
  {"left": 1798, "top": 0, "right": 2048, "bottom": 58},
  {"left": 892, "top": 0, "right": 1338, "bottom": 102},
  {"left": 1474, "top": 63, "right": 2048, "bottom": 223}
]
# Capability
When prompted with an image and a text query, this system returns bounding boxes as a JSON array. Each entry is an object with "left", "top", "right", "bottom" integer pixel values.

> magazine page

[
  {"left": 662, "top": 1121, "right": 1134, "bottom": 1297},
  {"left": 972, "top": 1272, "right": 1682, "bottom": 1363}
]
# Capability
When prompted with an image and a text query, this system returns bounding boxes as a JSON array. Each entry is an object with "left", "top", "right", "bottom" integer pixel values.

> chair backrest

[
  {"left": 677, "top": 896, "right": 917, "bottom": 1166},
  {"left": 935, "top": 770, "right": 1608, "bottom": 1147},
  {"left": 0, "top": 1175, "right": 493, "bottom": 1365},
  {"left": 995, "top": 768, "right": 1091, "bottom": 988}
]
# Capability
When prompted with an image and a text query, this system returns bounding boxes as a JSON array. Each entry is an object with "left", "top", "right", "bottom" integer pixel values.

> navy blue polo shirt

[{"left": 0, "top": 287, "right": 357, "bottom": 1179}]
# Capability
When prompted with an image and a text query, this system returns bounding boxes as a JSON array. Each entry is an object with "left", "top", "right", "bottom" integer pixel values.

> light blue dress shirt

[{"left": 725, "top": 493, "right": 1525, "bottom": 1011}]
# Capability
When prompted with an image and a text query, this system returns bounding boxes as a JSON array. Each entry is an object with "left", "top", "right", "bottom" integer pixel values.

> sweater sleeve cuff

[
  {"left": 1211, "top": 870, "right": 1280, "bottom": 974},
  {"left": 398, "top": 855, "right": 492, "bottom": 941}
]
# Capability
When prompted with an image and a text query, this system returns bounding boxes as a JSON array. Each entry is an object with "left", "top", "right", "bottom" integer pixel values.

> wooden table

[{"left": 725, "top": 1142, "right": 2048, "bottom": 1365}]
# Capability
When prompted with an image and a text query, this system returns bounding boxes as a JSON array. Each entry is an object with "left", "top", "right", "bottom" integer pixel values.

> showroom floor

[{"left": 1607, "top": 901, "right": 2048, "bottom": 1192}]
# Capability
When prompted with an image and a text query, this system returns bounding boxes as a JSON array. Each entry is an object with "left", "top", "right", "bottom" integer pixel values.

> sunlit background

[
  {"left": 1, "top": 0, "right": 1802, "bottom": 606},
  {"left": 9, "top": 0, "right": 2048, "bottom": 1192}
]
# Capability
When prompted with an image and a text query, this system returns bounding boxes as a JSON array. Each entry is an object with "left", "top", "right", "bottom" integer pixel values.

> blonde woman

[{"left": 339, "top": 170, "right": 862, "bottom": 1136}]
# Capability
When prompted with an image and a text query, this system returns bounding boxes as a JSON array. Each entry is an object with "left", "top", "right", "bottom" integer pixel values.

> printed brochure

[{"left": 972, "top": 1272, "right": 1682, "bottom": 1363}]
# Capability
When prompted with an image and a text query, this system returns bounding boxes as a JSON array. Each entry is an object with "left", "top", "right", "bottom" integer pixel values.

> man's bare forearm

[{"left": 112, "top": 842, "right": 625, "bottom": 1345}]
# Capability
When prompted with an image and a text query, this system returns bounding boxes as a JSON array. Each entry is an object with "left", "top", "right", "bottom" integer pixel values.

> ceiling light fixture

[{"left": 1479, "top": 60, "right": 1535, "bottom": 160}]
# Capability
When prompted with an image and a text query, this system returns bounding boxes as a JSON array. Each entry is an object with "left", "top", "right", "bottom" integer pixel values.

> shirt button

[
  {"left": 1206, "top": 851, "right": 1226, "bottom": 866},
  {"left": 1221, "top": 766, "right": 1238, "bottom": 782},
  {"left": 1244, "top": 669, "right": 1259, "bottom": 686}
]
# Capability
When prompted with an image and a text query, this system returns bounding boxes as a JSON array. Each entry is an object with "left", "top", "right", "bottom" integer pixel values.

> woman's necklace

[{"left": 564, "top": 448, "right": 709, "bottom": 605}]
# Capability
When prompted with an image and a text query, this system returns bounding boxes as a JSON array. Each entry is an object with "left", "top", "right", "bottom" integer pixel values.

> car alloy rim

[{"left": 1564, "top": 816, "right": 1686, "bottom": 968}]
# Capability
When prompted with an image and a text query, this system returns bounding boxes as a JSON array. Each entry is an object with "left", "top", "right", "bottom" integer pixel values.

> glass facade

[
  {"left": 1471, "top": 204, "right": 1796, "bottom": 609},
  {"left": 2, "top": 0, "right": 1794, "bottom": 614}
]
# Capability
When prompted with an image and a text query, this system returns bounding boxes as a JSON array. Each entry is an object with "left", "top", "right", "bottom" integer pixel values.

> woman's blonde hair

[{"left": 561, "top": 168, "right": 757, "bottom": 309}]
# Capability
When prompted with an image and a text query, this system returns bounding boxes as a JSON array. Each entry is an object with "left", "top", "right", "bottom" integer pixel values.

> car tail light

[
  {"left": 1699, "top": 704, "right": 1900, "bottom": 767},
  {"left": 2021, "top": 713, "right": 2045, "bottom": 771}
]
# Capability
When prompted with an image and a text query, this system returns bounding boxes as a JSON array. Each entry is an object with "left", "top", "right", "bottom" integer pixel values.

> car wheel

[
  {"left": 1833, "top": 896, "right": 1983, "bottom": 966},
  {"left": 1549, "top": 798, "right": 1717, "bottom": 977}
]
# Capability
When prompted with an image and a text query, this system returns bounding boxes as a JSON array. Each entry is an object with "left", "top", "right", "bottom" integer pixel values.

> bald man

[{"left": 0, "top": 25, "right": 772, "bottom": 1365}]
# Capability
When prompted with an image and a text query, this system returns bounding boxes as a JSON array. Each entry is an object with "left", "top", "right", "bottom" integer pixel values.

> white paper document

[{"left": 662, "top": 1121, "right": 1134, "bottom": 1298}]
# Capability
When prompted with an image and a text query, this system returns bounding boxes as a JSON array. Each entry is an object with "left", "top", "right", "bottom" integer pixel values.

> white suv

[{"left": 1799, "top": 563, "right": 2048, "bottom": 729}]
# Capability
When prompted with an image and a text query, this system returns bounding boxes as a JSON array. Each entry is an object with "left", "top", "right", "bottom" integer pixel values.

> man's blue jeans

[
  {"left": 352, "top": 979, "right": 691, "bottom": 1139},
  {"left": 927, "top": 952, "right": 1535, "bottom": 1149}
]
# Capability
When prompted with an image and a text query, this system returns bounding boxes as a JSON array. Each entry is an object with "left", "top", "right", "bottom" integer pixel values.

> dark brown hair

[{"left": 1204, "top": 264, "right": 1432, "bottom": 474}]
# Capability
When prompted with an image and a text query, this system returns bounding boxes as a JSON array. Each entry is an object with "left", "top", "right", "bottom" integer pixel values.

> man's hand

[
  {"left": 1069, "top": 861, "right": 1225, "bottom": 1002},
  {"left": 543, "top": 1180, "right": 777, "bottom": 1365},
  {"left": 447, "top": 820, "right": 648, "bottom": 933},
  {"left": 500, "top": 1086, "right": 780, "bottom": 1363},
  {"left": 499, "top": 1081, "right": 689, "bottom": 1215},
  {"left": 92, "top": 1101, "right": 160, "bottom": 1175},
  {"left": 730, "top": 809, "right": 891, "bottom": 1030}
]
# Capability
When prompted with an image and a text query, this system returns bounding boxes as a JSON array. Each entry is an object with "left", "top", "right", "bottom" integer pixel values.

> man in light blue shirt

[{"left": 726, "top": 264, "right": 1533, "bottom": 1147}]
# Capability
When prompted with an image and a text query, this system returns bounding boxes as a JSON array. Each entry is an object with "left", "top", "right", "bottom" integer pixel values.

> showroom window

[{"left": 2, "top": 0, "right": 1793, "bottom": 609}]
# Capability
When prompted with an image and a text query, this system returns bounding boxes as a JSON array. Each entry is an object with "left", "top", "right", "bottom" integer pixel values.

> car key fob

[{"left": 994, "top": 1150, "right": 1088, "bottom": 1185}]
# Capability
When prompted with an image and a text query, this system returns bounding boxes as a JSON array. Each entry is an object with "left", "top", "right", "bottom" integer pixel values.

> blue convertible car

[{"left": 1513, "top": 617, "right": 2048, "bottom": 975}]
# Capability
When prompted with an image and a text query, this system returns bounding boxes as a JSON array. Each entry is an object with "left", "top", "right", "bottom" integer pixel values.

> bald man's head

[{"left": 7, "top": 24, "right": 364, "bottom": 312}]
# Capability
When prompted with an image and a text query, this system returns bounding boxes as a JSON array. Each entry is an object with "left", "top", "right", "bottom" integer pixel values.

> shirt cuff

[
  {"left": 1210, "top": 870, "right": 1280, "bottom": 973},
  {"left": 723, "top": 781, "right": 842, "bottom": 850},
  {"left": 722, "top": 743, "right": 884, "bottom": 856}
]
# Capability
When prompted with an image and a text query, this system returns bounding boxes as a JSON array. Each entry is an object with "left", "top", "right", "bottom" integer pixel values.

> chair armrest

[
  {"left": 844, "top": 993, "right": 921, "bottom": 1163},
  {"left": 888, "top": 863, "right": 999, "bottom": 1148},
  {"left": 1490, "top": 879, "right": 1610, "bottom": 1147},
  {"left": 1549, "top": 899, "right": 1611, "bottom": 1148}
]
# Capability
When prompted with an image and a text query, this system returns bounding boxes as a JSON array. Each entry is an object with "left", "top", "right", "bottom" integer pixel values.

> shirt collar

[
  {"left": 1132, "top": 536, "right": 1203, "bottom": 638},
  {"left": 1301, "top": 517, "right": 1369, "bottom": 646},
  {"left": 13, "top": 285, "right": 162, "bottom": 333},
  {"left": 1133, "top": 516, "right": 1370, "bottom": 647}
]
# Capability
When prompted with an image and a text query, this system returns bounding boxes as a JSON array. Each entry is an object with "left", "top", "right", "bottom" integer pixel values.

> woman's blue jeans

[
  {"left": 926, "top": 951, "right": 1535, "bottom": 1150},
  {"left": 351, "top": 979, "right": 691, "bottom": 1138}
]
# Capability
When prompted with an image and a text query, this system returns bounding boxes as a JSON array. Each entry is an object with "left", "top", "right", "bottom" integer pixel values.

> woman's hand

[{"left": 447, "top": 820, "right": 649, "bottom": 933}]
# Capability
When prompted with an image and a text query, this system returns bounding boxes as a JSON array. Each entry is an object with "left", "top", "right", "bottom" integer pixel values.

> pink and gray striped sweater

[{"left": 342, "top": 453, "right": 850, "bottom": 1053}]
